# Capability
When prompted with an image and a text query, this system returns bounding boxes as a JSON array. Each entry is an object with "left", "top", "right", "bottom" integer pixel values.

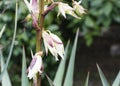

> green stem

[
  {"left": 36, "top": 0, "right": 44, "bottom": 52},
  {"left": 36, "top": 0, "right": 44, "bottom": 86}
]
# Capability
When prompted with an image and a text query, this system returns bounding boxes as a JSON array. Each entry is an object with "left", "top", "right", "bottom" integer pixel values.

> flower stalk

[
  {"left": 36, "top": 0, "right": 44, "bottom": 52},
  {"left": 36, "top": 0, "right": 44, "bottom": 86}
]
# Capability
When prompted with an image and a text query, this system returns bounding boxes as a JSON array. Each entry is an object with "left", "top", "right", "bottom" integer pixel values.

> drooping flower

[
  {"left": 24, "top": 0, "right": 39, "bottom": 27},
  {"left": 57, "top": 2, "right": 80, "bottom": 19},
  {"left": 24, "top": 0, "right": 39, "bottom": 15},
  {"left": 73, "top": 0, "right": 86, "bottom": 16},
  {"left": 27, "top": 52, "right": 43, "bottom": 79},
  {"left": 42, "top": 30, "right": 64, "bottom": 61},
  {"left": 24, "top": 0, "right": 52, "bottom": 17},
  {"left": 24, "top": 0, "right": 50, "bottom": 27}
]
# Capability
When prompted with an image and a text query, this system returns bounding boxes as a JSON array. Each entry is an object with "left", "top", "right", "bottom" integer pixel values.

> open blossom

[
  {"left": 24, "top": 0, "right": 39, "bottom": 27},
  {"left": 57, "top": 2, "right": 80, "bottom": 19},
  {"left": 27, "top": 52, "right": 43, "bottom": 79},
  {"left": 24, "top": 0, "right": 50, "bottom": 27},
  {"left": 73, "top": 0, "right": 86, "bottom": 16},
  {"left": 42, "top": 30, "right": 64, "bottom": 61},
  {"left": 24, "top": 0, "right": 50, "bottom": 17},
  {"left": 24, "top": 0, "right": 39, "bottom": 15}
]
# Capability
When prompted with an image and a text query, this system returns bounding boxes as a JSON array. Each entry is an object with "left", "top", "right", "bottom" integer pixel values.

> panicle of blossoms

[
  {"left": 57, "top": 2, "right": 80, "bottom": 19},
  {"left": 27, "top": 52, "right": 43, "bottom": 79},
  {"left": 42, "top": 30, "right": 64, "bottom": 61},
  {"left": 73, "top": 0, "right": 86, "bottom": 16}
]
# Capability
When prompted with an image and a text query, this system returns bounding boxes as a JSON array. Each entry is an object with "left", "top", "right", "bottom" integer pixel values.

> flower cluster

[
  {"left": 24, "top": 0, "right": 86, "bottom": 23},
  {"left": 57, "top": 1, "right": 86, "bottom": 19},
  {"left": 24, "top": 0, "right": 86, "bottom": 81}
]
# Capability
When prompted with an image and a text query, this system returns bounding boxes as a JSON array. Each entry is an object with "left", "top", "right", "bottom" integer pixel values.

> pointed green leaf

[
  {"left": 53, "top": 40, "right": 70, "bottom": 86},
  {"left": 0, "top": 2, "right": 18, "bottom": 81},
  {"left": 0, "top": 50, "right": 12, "bottom": 86},
  {"left": 45, "top": 73, "right": 54, "bottom": 86},
  {"left": 63, "top": 29, "right": 79, "bottom": 86},
  {"left": 112, "top": 71, "right": 120, "bottom": 86},
  {"left": 0, "top": 24, "right": 6, "bottom": 38},
  {"left": 97, "top": 64, "right": 110, "bottom": 86},
  {"left": 22, "top": 47, "right": 29, "bottom": 86},
  {"left": 84, "top": 72, "right": 90, "bottom": 86}
]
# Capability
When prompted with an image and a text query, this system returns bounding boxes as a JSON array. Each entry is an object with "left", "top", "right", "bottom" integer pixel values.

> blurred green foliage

[
  {"left": 0, "top": 0, "right": 120, "bottom": 85},
  {"left": 64, "top": 0, "right": 120, "bottom": 46}
]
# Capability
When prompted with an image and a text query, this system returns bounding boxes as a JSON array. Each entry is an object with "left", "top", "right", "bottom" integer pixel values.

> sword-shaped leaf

[
  {"left": 84, "top": 72, "right": 90, "bottom": 86},
  {"left": 0, "top": 50, "right": 12, "bottom": 86},
  {"left": 53, "top": 40, "right": 70, "bottom": 86},
  {"left": 63, "top": 29, "right": 79, "bottom": 86},
  {"left": 97, "top": 64, "right": 110, "bottom": 86},
  {"left": 112, "top": 71, "right": 120, "bottom": 86},
  {"left": 21, "top": 47, "right": 29, "bottom": 86}
]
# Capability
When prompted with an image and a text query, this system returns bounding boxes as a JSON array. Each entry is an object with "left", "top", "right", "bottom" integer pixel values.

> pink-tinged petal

[
  {"left": 31, "top": 0, "right": 37, "bottom": 6},
  {"left": 31, "top": 13, "right": 38, "bottom": 28},
  {"left": 27, "top": 54, "right": 42, "bottom": 79},
  {"left": 43, "top": 31, "right": 54, "bottom": 47},
  {"left": 31, "top": 0, "right": 39, "bottom": 14},
  {"left": 29, "top": 57, "right": 37, "bottom": 69},
  {"left": 42, "top": 31, "right": 54, "bottom": 55},
  {"left": 42, "top": 30, "right": 64, "bottom": 60},
  {"left": 50, "top": 33, "right": 64, "bottom": 59},
  {"left": 24, "top": 0, "right": 39, "bottom": 14},
  {"left": 50, "top": 33, "right": 62, "bottom": 44},
  {"left": 42, "top": 31, "right": 59, "bottom": 60}
]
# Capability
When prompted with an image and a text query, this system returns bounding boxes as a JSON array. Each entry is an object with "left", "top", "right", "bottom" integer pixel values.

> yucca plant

[{"left": 0, "top": 0, "right": 120, "bottom": 86}]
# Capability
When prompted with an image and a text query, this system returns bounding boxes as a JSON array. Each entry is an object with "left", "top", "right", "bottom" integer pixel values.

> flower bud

[{"left": 73, "top": 0, "right": 86, "bottom": 16}]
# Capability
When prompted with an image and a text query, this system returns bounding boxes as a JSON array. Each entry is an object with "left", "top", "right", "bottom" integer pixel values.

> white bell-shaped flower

[
  {"left": 57, "top": 2, "right": 79, "bottom": 19},
  {"left": 42, "top": 30, "right": 64, "bottom": 61},
  {"left": 27, "top": 52, "right": 43, "bottom": 79},
  {"left": 24, "top": 0, "right": 49, "bottom": 27}
]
